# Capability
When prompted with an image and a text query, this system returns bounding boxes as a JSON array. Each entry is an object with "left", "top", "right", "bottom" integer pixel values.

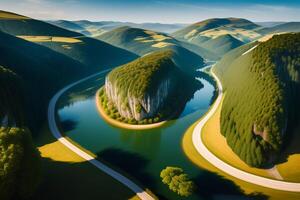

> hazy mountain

[
  {"left": 258, "top": 22, "right": 300, "bottom": 34},
  {"left": 48, "top": 19, "right": 188, "bottom": 36}
]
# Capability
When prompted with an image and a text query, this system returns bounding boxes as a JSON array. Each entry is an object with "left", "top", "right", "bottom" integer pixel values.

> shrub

[{"left": 160, "top": 166, "right": 195, "bottom": 197}]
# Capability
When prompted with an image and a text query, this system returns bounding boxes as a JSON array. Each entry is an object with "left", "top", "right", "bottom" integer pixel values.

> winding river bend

[{"left": 56, "top": 67, "right": 215, "bottom": 200}]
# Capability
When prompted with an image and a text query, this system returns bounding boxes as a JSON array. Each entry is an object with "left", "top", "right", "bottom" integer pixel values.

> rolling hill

[
  {"left": 0, "top": 11, "right": 138, "bottom": 135},
  {"left": 258, "top": 22, "right": 300, "bottom": 34},
  {"left": 201, "top": 34, "right": 245, "bottom": 57},
  {"left": 96, "top": 26, "right": 209, "bottom": 69},
  {"left": 0, "top": 10, "right": 81, "bottom": 36},
  {"left": 214, "top": 33, "right": 300, "bottom": 167},
  {"left": 48, "top": 20, "right": 90, "bottom": 35},
  {"left": 49, "top": 20, "right": 188, "bottom": 36},
  {"left": 172, "top": 18, "right": 261, "bottom": 57}
]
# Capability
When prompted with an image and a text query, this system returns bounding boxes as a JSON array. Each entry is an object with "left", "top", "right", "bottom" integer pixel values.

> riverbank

[{"left": 95, "top": 89, "right": 167, "bottom": 130}]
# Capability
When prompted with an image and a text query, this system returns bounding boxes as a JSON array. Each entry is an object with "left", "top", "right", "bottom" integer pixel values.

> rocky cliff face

[{"left": 105, "top": 75, "right": 174, "bottom": 120}]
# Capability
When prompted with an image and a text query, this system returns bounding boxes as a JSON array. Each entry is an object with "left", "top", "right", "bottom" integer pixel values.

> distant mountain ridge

[{"left": 48, "top": 19, "right": 188, "bottom": 35}]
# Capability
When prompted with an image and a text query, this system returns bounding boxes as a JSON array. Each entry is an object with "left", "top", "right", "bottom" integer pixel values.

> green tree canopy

[{"left": 160, "top": 166, "right": 195, "bottom": 197}]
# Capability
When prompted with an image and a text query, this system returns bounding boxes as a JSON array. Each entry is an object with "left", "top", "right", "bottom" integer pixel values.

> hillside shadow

[
  {"left": 31, "top": 157, "right": 138, "bottom": 200},
  {"left": 276, "top": 119, "right": 300, "bottom": 164},
  {"left": 193, "top": 172, "right": 268, "bottom": 200},
  {"left": 96, "top": 148, "right": 156, "bottom": 189},
  {"left": 60, "top": 119, "right": 78, "bottom": 132}
]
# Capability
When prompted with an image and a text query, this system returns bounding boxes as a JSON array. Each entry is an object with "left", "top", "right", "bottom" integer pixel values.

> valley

[{"left": 0, "top": 4, "right": 300, "bottom": 200}]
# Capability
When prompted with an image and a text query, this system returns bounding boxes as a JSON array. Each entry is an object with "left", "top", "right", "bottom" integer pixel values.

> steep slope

[
  {"left": 0, "top": 66, "right": 24, "bottom": 126},
  {"left": 101, "top": 50, "right": 202, "bottom": 123},
  {"left": 0, "top": 10, "right": 81, "bottom": 36},
  {"left": 0, "top": 66, "right": 40, "bottom": 200},
  {"left": 214, "top": 33, "right": 300, "bottom": 167},
  {"left": 0, "top": 11, "right": 138, "bottom": 134},
  {"left": 0, "top": 30, "right": 87, "bottom": 133},
  {"left": 96, "top": 26, "right": 206, "bottom": 70},
  {"left": 201, "top": 34, "right": 245, "bottom": 57},
  {"left": 30, "top": 36, "right": 138, "bottom": 69},
  {"left": 0, "top": 10, "right": 138, "bottom": 71}
]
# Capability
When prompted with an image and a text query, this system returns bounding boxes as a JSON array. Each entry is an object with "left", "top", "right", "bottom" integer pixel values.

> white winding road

[
  {"left": 48, "top": 70, "right": 154, "bottom": 200},
  {"left": 192, "top": 67, "right": 300, "bottom": 192}
]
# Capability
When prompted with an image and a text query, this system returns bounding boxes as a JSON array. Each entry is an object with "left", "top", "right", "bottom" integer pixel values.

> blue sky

[{"left": 1, "top": 0, "right": 300, "bottom": 23}]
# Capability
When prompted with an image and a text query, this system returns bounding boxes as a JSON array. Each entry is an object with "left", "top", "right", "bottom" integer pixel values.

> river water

[{"left": 56, "top": 68, "right": 217, "bottom": 200}]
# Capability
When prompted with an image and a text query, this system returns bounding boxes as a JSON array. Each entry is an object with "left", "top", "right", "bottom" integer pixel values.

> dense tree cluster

[
  {"left": 215, "top": 33, "right": 300, "bottom": 167},
  {"left": 0, "top": 66, "right": 24, "bottom": 125},
  {"left": 0, "top": 127, "right": 40, "bottom": 200},
  {"left": 160, "top": 166, "right": 195, "bottom": 197},
  {"left": 107, "top": 50, "right": 177, "bottom": 101},
  {"left": 101, "top": 50, "right": 202, "bottom": 123},
  {"left": 0, "top": 66, "right": 41, "bottom": 200}
]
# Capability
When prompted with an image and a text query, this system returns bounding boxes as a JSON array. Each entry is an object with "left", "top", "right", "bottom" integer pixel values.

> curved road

[
  {"left": 48, "top": 70, "right": 154, "bottom": 200},
  {"left": 192, "top": 67, "right": 300, "bottom": 192}
]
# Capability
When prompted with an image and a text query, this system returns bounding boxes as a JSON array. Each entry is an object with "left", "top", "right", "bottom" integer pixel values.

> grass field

[
  {"left": 33, "top": 124, "right": 140, "bottom": 200},
  {"left": 276, "top": 122, "right": 300, "bottom": 182},
  {"left": 201, "top": 96, "right": 277, "bottom": 179},
  {"left": 0, "top": 11, "right": 29, "bottom": 19},
  {"left": 182, "top": 119, "right": 300, "bottom": 200},
  {"left": 17, "top": 35, "right": 82, "bottom": 43}
]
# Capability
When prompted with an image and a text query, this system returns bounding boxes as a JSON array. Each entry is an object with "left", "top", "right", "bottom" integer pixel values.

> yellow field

[
  {"left": 201, "top": 96, "right": 276, "bottom": 179},
  {"left": 134, "top": 30, "right": 172, "bottom": 48},
  {"left": 151, "top": 42, "right": 174, "bottom": 48},
  {"left": 185, "top": 27, "right": 261, "bottom": 42},
  {"left": 201, "top": 28, "right": 261, "bottom": 40},
  {"left": 182, "top": 119, "right": 300, "bottom": 200},
  {"left": 17, "top": 35, "right": 82, "bottom": 43},
  {"left": 35, "top": 124, "right": 141, "bottom": 200},
  {"left": 276, "top": 122, "right": 300, "bottom": 182},
  {"left": 0, "top": 11, "right": 29, "bottom": 19}
]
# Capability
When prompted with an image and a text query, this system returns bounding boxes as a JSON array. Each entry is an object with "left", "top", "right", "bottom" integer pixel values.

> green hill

[
  {"left": 201, "top": 34, "right": 245, "bottom": 57},
  {"left": 96, "top": 26, "right": 207, "bottom": 70},
  {"left": 101, "top": 50, "right": 202, "bottom": 123},
  {"left": 53, "top": 20, "right": 187, "bottom": 35},
  {"left": 172, "top": 18, "right": 260, "bottom": 57},
  {"left": 0, "top": 11, "right": 138, "bottom": 134},
  {"left": 32, "top": 36, "right": 138, "bottom": 69},
  {"left": 172, "top": 18, "right": 260, "bottom": 39},
  {"left": 0, "top": 30, "right": 87, "bottom": 133},
  {"left": 0, "top": 10, "right": 81, "bottom": 37},
  {"left": 48, "top": 20, "right": 90, "bottom": 35},
  {"left": 214, "top": 33, "right": 300, "bottom": 167}
]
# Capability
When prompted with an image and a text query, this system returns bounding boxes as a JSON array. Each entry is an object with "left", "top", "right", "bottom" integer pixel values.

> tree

[
  {"left": 160, "top": 166, "right": 195, "bottom": 197},
  {"left": 0, "top": 127, "right": 41, "bottom": 200}
]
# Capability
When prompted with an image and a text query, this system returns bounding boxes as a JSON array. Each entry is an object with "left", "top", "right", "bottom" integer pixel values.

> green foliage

[
  {"left": 96, "top": 26, "right": 204, "bottom": 72},
  {"left": 107, "top": 50, "right": 176, "bottom": 100},
  {"left": 160, "top": 166, "right": 195, "bottom": 197},
  {"left": 215, "top": 33, "right": 300, "bottom": 167},
  {"left": 101, "top": 50, "right": 203, "bottom": 123},
  {"left": 99, "top": 88, "right": 161, "bottom": 124},
  {"left": 0, "top": 127, "right": 41, "bottom": 200}
]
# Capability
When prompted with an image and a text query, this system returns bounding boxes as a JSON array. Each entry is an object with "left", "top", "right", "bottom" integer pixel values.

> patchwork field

[{"left": 17, "top": 35, "right": 83, "bottom": 43}]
